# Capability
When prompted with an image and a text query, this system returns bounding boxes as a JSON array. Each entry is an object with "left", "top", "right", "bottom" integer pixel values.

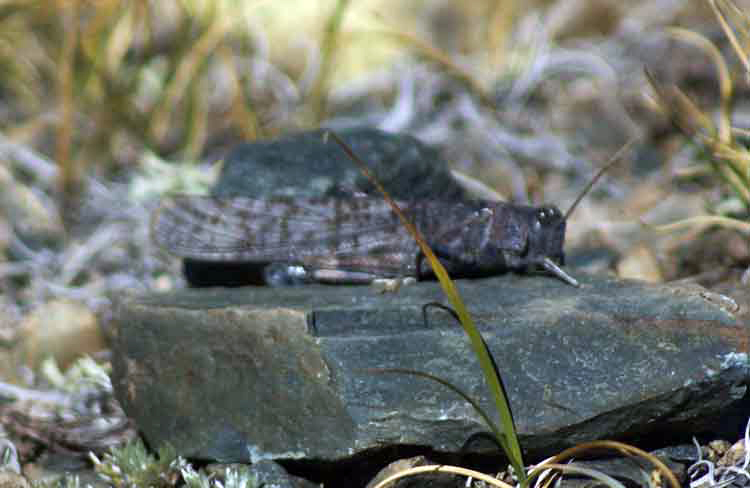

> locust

[{"left": 152, "top": 135, "right": 632, "bottom": 288}]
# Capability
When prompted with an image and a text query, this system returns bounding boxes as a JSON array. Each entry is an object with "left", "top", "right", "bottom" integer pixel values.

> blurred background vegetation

[
  {"left": 0, "top": 0, "right": 748, "bottom": 307},
  {"left": 1, "top": 0, "right": 526, "bottom": 175},
  {"left": 0, "top": 0, "right": 748, "bottom": 303},
  {"left": 0, "top": 1, "right": 711, "bottom": 176},
  {"left": 0, "top": 1, "right": 741, "bottom": 177}
]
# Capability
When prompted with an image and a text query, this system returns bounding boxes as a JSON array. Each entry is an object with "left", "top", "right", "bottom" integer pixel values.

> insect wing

[{"left": 152, "top": 195, "right": 410, "bottom": 262}]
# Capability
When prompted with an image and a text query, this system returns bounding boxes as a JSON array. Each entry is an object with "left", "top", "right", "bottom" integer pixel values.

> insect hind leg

[
  {"left": 263, "top": 263, "right": 404, "bottom": 287},
  {"left": 299, "top": 253, "right": 417, "bottom": 291},
  {"left": 304, "top": 268, "right": 414, "bottom": 292},
  {"left": 308, "top": 268, "right": 383, "bottom": 284}
]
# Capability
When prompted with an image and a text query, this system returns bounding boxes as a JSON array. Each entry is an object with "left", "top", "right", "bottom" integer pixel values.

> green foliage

[
  {"left": 90, "top": 439, "right": 186, "bottom": 488},
  {"left": 648, "top": 0, "right": 750, "bottom": 234},
  {"left": 182, "top": 465, "right": 257, "bottom": 488},
  {"left": 31, "top": 474, "right": 85, "bottom": 488},
  {"left": 88, "top": 439, "right": 258, "bottom": 488},
  {"left": 180, "top": 468, "right": 214, "bottom": 488},
  {"left": 40, "top": 356, "right": 111, "bottom": 395},
  {"left": 327, "top": 132, "right": 527, "bottom": 484},
  {"left": 128, "top": 151, "right": 220, "bottom": 202},
  {"left": 309, "top": 0, "right": 351, "bottom": 123},
  {"left": 0, "top": 1, "right": 267, "bottom": 181}
]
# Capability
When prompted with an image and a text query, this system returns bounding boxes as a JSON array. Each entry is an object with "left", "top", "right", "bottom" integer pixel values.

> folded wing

[{"left": 151, "top": 195, "right": 410, "bottom": 262}]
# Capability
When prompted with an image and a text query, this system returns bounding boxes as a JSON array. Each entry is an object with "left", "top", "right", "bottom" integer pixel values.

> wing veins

[{"left": 154, "top": 196, "right": 410, "bottom": 261}]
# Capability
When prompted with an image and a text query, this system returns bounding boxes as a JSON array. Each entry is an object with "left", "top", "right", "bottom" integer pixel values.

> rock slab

[
  {"left": 111, "top": 274, "right": 749, "bottom": 462},
  {"left": 212, "top": 127, "right": 465, "bottom": 201}
]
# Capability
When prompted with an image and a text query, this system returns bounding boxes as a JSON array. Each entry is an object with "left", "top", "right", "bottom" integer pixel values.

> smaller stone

[
  {"left": 212, "top": 128, "right": 466, "bottom": 202},
  {"left": 704, "top": 440, "right": 731, "bottom": 463},
  {"left": 0, "top": 165, "right": 61, "bottom": 250},
  {"left": 0, "top": 472, "right": 31, "bottom": 488},
  {"left": 616, "top": 243, "right": 663, "bottom": 282},
  {"left": 19, "top": 300, "right": 104, "bottom": 370},
  {"left": 718, "top": 438, "right": 748, "bottom": 468}
]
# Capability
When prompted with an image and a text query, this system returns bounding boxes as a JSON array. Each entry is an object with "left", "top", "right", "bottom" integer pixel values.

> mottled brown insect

[
  {"left": 152, "top": 135, "right": 631, "bottom": 287},
  {"left": 152, "top": 195, "right": 578, "bottom": 286}
]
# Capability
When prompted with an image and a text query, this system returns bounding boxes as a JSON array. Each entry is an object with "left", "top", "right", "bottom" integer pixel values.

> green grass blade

[
  {"left": 326, "top": 131, "right": 526, "bottom": 482},
  {"left": 363, "top": 367, "right": 507, "bottom": 450}
]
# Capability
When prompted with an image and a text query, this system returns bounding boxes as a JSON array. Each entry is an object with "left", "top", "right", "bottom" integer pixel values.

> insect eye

[{"left": 536, "top": 206, "right": 560, "bottom": 225}]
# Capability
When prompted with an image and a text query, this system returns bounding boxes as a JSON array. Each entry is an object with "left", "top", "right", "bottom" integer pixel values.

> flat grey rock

[{"left": 111, "top": 274, "right": 749, "bottom": 463}]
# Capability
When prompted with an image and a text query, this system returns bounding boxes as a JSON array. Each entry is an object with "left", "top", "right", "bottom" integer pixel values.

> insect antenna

[{"left": 563, "top": 137, "right": 639, "bottom": 221}]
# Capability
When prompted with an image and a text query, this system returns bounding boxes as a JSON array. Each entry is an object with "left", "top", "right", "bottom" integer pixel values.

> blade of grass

[
  {"left": 325, "top": 131, "right": 526, "bottom": 483},
  {"left": 349, "top": 27, "right": 493, "bottom": 107},
  {"left": 642, "top": 214, "right": 750, "bottom": 234},
  {"left": 661, "top": 27, "right": 750, "bottom": 205},
  {"left": 666, "top": 27, "right": 732, "bottom": 143},
  {"left": 527, "top": 440, "right": 681, "bottom": 488},
  {"left": 151, "top": 2, "right": 234, "bottom": 144},
  {"left": 528, "top": 463, "right": 628, "bottom": 488},
  {"left": 709, "top": 0, "right": 750, "bottom": 78},
  {"left": 310, "top": 0, "right": 351, "bottom": 123},
  {"left": 370, "top": 464, "right": 515, "bottom": 488},
  {"left": 363, "top": 367, "right": 499, "bottom": 439},
  {"left": 645, "top": 68, "right": 750, "bottom": 206},
  {"left": 712, "top": 141, "right": 750, "bottom": 205},
  {"left": 220, "top": 45, "right": 261, "bottom": 140},
  {"left": 57, "top": 0, "right": 79, "bottom": 223}
]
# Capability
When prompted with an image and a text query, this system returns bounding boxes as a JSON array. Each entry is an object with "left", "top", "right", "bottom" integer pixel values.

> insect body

[
  {"left": 152, "top": 195, "right": 579, "bottom": 286},
  {"left": 153, "top": 132, "right": 635, "bottom": 288}
]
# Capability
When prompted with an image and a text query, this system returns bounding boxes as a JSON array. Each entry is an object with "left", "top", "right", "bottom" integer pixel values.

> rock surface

[
  {"left": 212, "top": 127, "right": 465, "bottom": 201},
  {"left": 111, "top": 273, "right": 749, "bottom": 463}
]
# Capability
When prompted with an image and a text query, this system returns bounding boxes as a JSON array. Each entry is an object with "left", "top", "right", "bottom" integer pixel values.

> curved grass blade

[
  {"left": 527, "top": 440, "right": 681, "bottom": 488},
  {"left": 362, "top": 367, "right": 501, "bottom": 443},
  {"left": 325, "top": 131, "right": 526, "bottom": 482}
]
